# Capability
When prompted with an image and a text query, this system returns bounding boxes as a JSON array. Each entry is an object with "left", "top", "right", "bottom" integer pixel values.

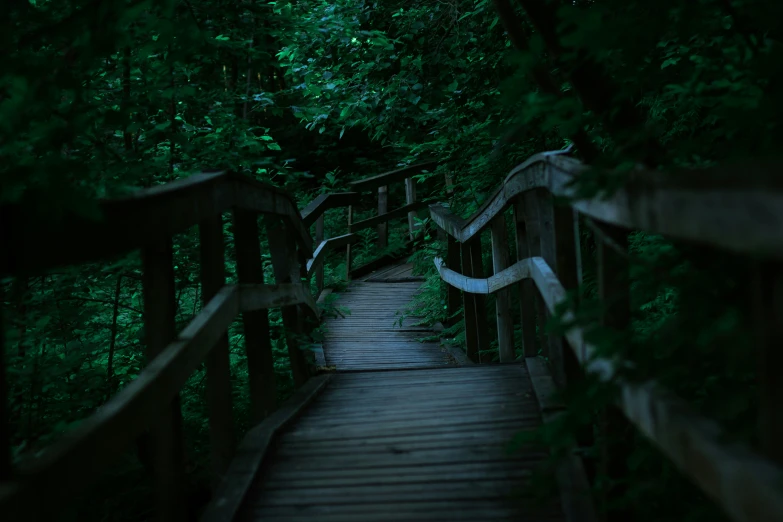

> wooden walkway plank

[
  {"left": 235, "top": 365, "right": 564, "bottom": 522},
  {"left": 321, "top": 277, "right": 457, "bottom": 370}
]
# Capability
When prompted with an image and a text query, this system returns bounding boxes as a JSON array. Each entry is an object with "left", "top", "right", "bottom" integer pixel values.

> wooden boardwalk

[
  {"left": 231, "top": 267, "right": 566, "bottom": 522},
  {"left": 320, "top": 263, "right": 459, "bottom": 370}
]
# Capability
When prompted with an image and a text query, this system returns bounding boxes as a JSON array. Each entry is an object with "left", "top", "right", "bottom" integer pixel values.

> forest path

[
  {"left": 317, "top": 262, "right": 459, "bottom": 371},
  {"left": 225, "top": 263, "right": 566, "bottom": 522}
]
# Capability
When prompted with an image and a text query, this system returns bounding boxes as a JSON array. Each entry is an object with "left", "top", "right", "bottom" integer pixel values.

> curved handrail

[
  {"left": 430, "top": 151, "right": 783, "bottom": 257},
  {"left": 0, "top": 171, "right": 312, "bottom": 276},
  {"left": 433, "top": 256, "right": 783, "bottom": 522},
  {"left": 433, "top": 256, "right": 532, "bottom": 294},
  {"left": 306, "top": 233, "right": 359, "bottom": 277}
]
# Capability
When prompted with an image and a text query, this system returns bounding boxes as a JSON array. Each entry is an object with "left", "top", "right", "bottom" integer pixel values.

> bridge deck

[
  {"left": 321, "top": 263, "right": 458, "bottom": 370},
  {"left": 227, "top": 266, "right": 565, "bottom": 522}
]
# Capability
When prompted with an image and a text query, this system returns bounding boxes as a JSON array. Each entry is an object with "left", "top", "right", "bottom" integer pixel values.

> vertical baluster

[
  {"left": 596, "top": 222, "right": 633, "bottom": 522},
  {"left": 199, "top": 214, "right": 235, "bottom": 480},
  {"left": 378, "top": 185, "right": 388, "bottom": 249},
  {"left": 345, "top": 205, "right": 353, "bottom": 281},
  {"left": 141, "top": 237, "right": 187, "bottom": 522},
  {"left": 315, "top": 214, "right": 325, "bottom": 297},
  {"left": 513, "top": 198, "right": 538, "bottom": 358},
  {"left": 491, "top": 214, "right": 515, "bottom": 362},
  {"left": 754, "top": 262, "right": 783, "bottom": 466},
  {"left": 267, "top": 218, "right": 310, "bottom": 387},
  {"left": 233, "top": 209, "right": 276, "bottom": 423},
  {"left": 405, "top": 177, "right": 417, "bottom": 240}
]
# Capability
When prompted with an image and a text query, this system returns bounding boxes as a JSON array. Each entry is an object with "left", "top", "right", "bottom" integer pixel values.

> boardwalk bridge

[{"left": 1, "top": 149, "right": 782, "bottom": 522}]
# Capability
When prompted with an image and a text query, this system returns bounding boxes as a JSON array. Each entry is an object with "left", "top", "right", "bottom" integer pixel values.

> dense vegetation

[{"left": 3, "top": 0, "right": 781, "bottom": 521}]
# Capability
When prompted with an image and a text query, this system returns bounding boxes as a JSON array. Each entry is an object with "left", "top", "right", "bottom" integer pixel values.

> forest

[{"left": 2, "top": 0, "right": 782, "bottom": 521}]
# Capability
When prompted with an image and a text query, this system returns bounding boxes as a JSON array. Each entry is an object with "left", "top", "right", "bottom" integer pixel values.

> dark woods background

[{"left": 2, "top": 0, "right": 782, "bottom": 520}]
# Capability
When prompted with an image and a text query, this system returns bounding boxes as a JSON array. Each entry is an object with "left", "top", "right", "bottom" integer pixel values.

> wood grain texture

[
  {"left": 236, "top": 366, "right": 564, "bottom": 522},
  {"left": 321, "top": 277, "right": 457, "bottom": 371},
  {"left": 200, "top": 375, "right": 333, "bottom": 522},
  {"left": 427, "top": 150, "right": 783, "bottom": 258}
]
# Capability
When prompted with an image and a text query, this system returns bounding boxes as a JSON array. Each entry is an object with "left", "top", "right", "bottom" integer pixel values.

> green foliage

[{"left": 3, "top": 0, "right": 780, "bottom": 520}]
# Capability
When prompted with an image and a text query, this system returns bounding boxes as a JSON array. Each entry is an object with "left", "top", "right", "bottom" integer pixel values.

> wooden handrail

[
  {"left": 0, "top": 171, "right": 312, "bottom": 277},
  {"left": 429, "top": 147, "right": 783, "bottom": 522},
  {"left": 433, "top": 254, "right": 783, "bottom": 522},
  {"left": 347, "top": 161, "right": 437, "bottom": 192},
  {"left": 0, "top": 160, "right": 438, "bottom": 521},
  {"left": 430, "top": 150, "right": 783, "bottom": 257}
]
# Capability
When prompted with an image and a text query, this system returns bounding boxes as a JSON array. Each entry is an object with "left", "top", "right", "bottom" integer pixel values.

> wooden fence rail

[
  {"left": 0, "top": 162, "right": 434, "bottom": 522},
  {"left": 429, "top": 148, "right": 783, "bottom": 522}
]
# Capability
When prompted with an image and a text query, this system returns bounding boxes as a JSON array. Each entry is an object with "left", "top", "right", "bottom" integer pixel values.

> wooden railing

[
  {"left": 429, "top": 148, "right": 783, "bottom": 522},
  {"left": 0, "top": 162, "right": 433, "bottom": 521}
]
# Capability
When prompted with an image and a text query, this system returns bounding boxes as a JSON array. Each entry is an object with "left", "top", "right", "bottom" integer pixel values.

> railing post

[
  {"left": 267, "top": 218, "right": 310, "bottom": 387},
  {"left": 461, "top": 236, "right": 490, "bottom": 362},
  {"left": 539, "top": 193, "right": 581, "bottom": 387},
  {"left": 446, "top": 233, "right": 461, "bottom": 328},
  {"left": 753, "top": 262, "right": 783, "bottom": 466},
  {"left": 405, "top": 177, "right": 417, "bottom": 241},
  {"left": 461, "top": 241, "right": 480, "bottom": 362},
  {"left": 596, "top": 222, "right": 633, "bottom": 522},
  {"left": 315, "top": 214, "right": 325, "bottom": 296},
  {"left": 490, "top": 214, "right": 515, "bottom": 362},
  {"left": 525, "top": 190, "right": 548, "bottom": 359},
  {"left": 377, "top": 185, "right": 388, "bottom": 249},
  {"left": 233, "top": 209, "right": 276, "bottom": 422},
  {"left": 513, "top": 198, "right": 538, "bottom": 358},
  {"left": 0, "top": 285, "right": 10, "bottom": 482},
  {"left": 198, "top": 214, "right": 235, "bottom": 481},
  {"left": 141, "top": 236, "right": 187, "bottom": 522},
  {"left": 346, "top": 205, "right": 353, "bottom": 281}
]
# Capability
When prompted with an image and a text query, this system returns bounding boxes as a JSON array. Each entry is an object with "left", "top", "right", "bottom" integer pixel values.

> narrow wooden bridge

[{"left": 1, "top": 150, "right": 782, "bottom": 522}]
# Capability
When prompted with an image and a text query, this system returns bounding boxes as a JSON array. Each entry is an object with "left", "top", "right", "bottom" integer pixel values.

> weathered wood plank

[
  {"left": 200, "top": 375, "right": 333, "bottom": 522},
  {"left": 199, "top": 215, "right": 235, "bottom": 481},
  {"left": 307, "top": 233, "right": 359, "bottom": 278},
  {"left": 322, "top": 276, "right": 458, "bottom": 371},
  {"left": 233, "top": 209, "right": 276, "bottom": 422},
  {"left": 345, "top": 206, "right": 353, "bottom": 281},
  {"left": 142, "top": 237, "right": 188, "bottom": 522},
  {"left": 0, "top": 288, "right": 9, "bottom": 483},
  {"left": 238, "top": 366, "right": 563, "bottom": 522},
  {"left": 266, "top": 218, "right": 310, "bottom": 387},
  {"left": 514, "top": 198, "right": 538, "bottom": 357},
  {"left": 596, "top": 222, "right": 633, "bottom": 522},
  {"left": 491, "top": 214, "right": 515, "bottom": 362},
  {"left": 347, "top": 161, "right": 438, "bottom": 192},
  {"left": 378, "top": 185, "right": 388, "bottom": 248},
  {"left": 315, "top": 215, "right": 325, "bottom": 295},
  {"left": 405, "top": 177, "right": 418, "bottom": 240},
  {"left": 753, "top": 262, "right": 783, "bottom": 466}
]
